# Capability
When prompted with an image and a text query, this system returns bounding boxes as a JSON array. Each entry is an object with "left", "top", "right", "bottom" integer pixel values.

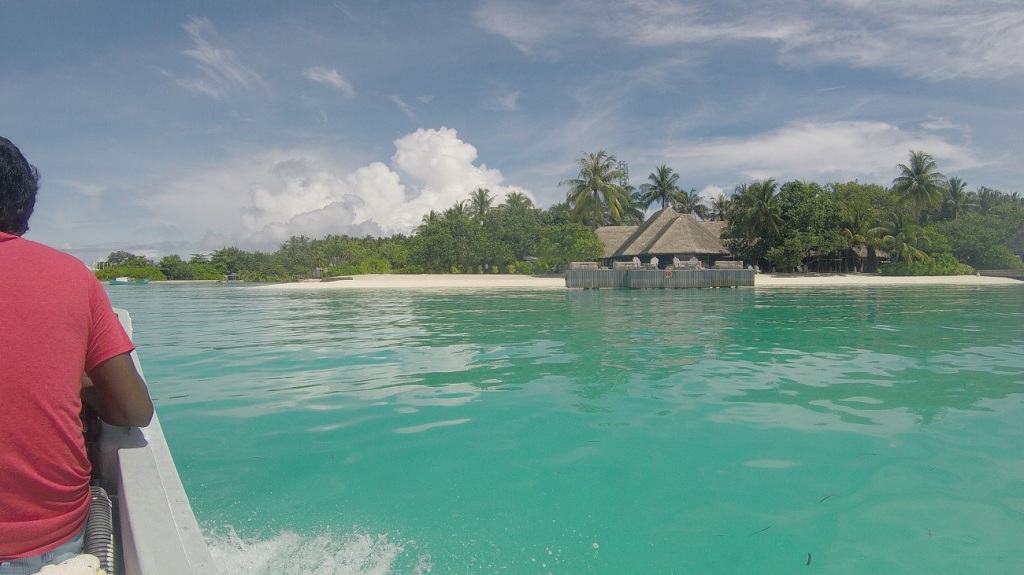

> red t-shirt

[{"left": 0, "top": 232, "right": 136, "bottom": 559}]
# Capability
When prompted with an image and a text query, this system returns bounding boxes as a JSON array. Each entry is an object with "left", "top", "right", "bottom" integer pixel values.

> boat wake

[{"left": 205, "top": 527, "right": 433, "bottom": 575}]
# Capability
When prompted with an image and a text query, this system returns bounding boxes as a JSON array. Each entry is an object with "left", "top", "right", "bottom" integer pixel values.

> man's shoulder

[
  {"left": 2, "top": 234, "right": 95, "bottom": 277},
  {"left": 11, "top": 235, "right": 85, "bottom": 262}
]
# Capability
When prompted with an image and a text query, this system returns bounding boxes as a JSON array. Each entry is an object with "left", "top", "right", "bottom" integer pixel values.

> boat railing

[{"left": 93, "top": 309, "right": 217, "bottom": 574}]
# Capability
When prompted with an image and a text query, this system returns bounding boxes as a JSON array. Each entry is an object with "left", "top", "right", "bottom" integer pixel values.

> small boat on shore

[
  {"left": 108, "top": 277, "right": 151, "bottom": 285},
  {"left": 85, "top": 309, "right": 215, "bottom": 574}
]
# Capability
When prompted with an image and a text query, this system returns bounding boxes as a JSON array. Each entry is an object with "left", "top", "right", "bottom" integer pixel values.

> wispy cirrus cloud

[
  {"left": 485, "top": 89, "right": 521, "bottom": 112},
  {"left": 781, "top": 0, "right": 1024, "bottom": 81},
  {"left": 174, "top": 16, "right": 261, "bottom": 98},
  {"left": 302, "top": 66, "right": 356, "bottom": 98},
  {"left": 658, "top": 120, "right": 987, "bottom": 186},
  {"left": 475, "top": 0, "right": 1024, "bottom": 81},
  {"left": 389, "top": 95, "right": 417, "bottom": 120}
]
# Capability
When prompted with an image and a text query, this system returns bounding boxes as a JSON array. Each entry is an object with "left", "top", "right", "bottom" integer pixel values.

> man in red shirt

[{"left": 0, "top": 136, "right": 154, "bottom": 572}]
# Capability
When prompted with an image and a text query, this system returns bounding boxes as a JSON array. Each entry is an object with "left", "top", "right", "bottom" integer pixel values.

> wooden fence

[{"left": 565, "top": 268, "right": 754, "bottom": 289}]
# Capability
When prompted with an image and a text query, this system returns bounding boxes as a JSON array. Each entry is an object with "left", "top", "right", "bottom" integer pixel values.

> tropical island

[{"left": 94, "top": 150, "right": 1024, "bottom": 283}]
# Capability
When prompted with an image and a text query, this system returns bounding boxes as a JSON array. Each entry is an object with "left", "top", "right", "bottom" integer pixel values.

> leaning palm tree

[
  {"left": 892, "top": 150, "right": 946, "bottom": 218},
  {"left": 560, "top": 150, "right": 629, "bottom": 228},
  {"left": 468, "top": 188, "right": 493, "bottom": 219},
  {"left": 871, "top": 212, "right": 930, "bottom": 265},
  {"left": 638, "top": 165, "right": 681, "bottom": 210}
]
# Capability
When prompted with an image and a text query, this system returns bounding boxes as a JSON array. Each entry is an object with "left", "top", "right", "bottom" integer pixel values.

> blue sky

[{"left": 2, "top": 0, "right": 1022, "bottom": 264}]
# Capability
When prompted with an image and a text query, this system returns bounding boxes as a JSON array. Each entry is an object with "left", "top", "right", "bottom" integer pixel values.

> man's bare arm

[{"left": 83, "top": 352, "right": 154, "bottom": 427}]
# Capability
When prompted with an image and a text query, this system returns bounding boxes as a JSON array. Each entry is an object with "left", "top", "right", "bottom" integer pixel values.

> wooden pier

[{"left": 565, "top": 268, "right": 754, "bottom": 289}]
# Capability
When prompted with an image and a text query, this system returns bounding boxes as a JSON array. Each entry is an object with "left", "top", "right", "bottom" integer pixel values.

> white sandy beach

[{"left": 259, "top": 273, "right": 1022, "bottom": 290}]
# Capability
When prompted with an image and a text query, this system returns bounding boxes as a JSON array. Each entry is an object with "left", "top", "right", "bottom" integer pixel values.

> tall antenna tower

[{"left": 617, "top": 160, "right": 629, "bottom": 187}]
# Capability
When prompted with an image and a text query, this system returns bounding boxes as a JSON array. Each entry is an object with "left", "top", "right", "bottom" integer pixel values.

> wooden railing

[{"left": 565, "top": 268, "right": 754, "bottom": 289}]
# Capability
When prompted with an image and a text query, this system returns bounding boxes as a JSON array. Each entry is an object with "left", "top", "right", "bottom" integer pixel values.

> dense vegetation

[
  {"left": 96, "top": 150, "right": 1023, "bottom": 282},
  {"left": 98, "top": 191, "right": 605, "bottom": 282},
  {"left": 720, "top": 152, "right": 1024, "bottom": 274}
]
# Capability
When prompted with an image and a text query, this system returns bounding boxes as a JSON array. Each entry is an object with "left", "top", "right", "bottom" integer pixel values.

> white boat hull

[{"left": 91, "top": 309, "right": 216, "bottom": 574}]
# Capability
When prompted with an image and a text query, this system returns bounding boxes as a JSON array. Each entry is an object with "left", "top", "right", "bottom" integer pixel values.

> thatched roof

[
  {"left": 1008, "top": 226, "right": 1024, "bottom": 256},
  {"left": 596, "top": 207, "right": 728, "bottom": 258},
  {"left": 594, "top": 225, "right": 638, "bottom": 258}
]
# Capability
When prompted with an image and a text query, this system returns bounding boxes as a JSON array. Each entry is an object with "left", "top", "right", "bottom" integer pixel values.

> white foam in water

[{"left": 206, "top": 527, "right": 433, "bottom": 575}]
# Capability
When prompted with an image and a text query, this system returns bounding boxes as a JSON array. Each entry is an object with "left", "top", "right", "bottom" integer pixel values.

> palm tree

[
  {"left": 1008, "top": 191, "right": 1024, "bottom": 209},
  {"left": 974, "top": 186, "right": 1001, "bottom": 215},
  {"left": 621, "top": 185, "right": 646, "bottom": 225},
  {"left": 942, "top": 177, "right": 976, "bottom": 220},
  {"left": 732, "top": 179, "right": 782, "bottom": 239},
  {"left": 560, "top": 150, "right": 629, "bottom": 228},
  {"left": 469, "top": 188, "right": 493, "bottom": 219},
  {"left": 674, "top": 188, "right": 710, "bottom": 220},
  {"left": 871, "top": 212, "right": 930, "bottom": 265},
  {"left": 417, "top": 210, "right": 441, "bottom": 232},
  {"left": 638, "top": 165, "right": 681, "bottom": 210},
  {"left": 710, "top": 193, "right": 732, "bottom": 221},
  {"left": 725, "top": 179, "right": 782, "bottom": 269},
  {"left": 840, "top": 207, "right": 876, "bottom": 272},
  {"left": 444, "top": 201, "right": 469, "bottom": 220},
  {"left": 891, "top": 150, "right": 946, "bottom": 218},
  {"left": 503, "top": 191, "right": 534, "bottom": 210}
]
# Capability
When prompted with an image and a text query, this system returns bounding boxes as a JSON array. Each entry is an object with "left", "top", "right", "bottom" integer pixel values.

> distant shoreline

[{"left": 256, "top": 273, "right": 1022, "bottom": 290}]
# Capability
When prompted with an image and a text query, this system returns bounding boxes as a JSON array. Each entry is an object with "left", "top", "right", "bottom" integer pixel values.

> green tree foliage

[
  {"left": 880, "top": 253, "right": 974, "bottom": 276},
  {"left": 941, "top": 177, "right": 976, "bottom": 220},
  {"left": 412, "top": 203, "right": 480, "bottom": 273},
  {"left": 830, "top": 181, "right": 901, "bottom": 272},
  {"left": 104, "top": 150, "right": 1017, "bottom": 280},
  {"left": 410, "top": 192, "right": 602, "bottom": 274},
  {"left": 673, "top": 188, "right": 710, "bottom": 220},
  {"left": 892, "top": 150, "right": 946, "bottom": 218},
  {"left": 94, "top": 264, "right": 166, "bottom": 282},
  {"left": 710, "top": 193, "right": 731, "bottom": 221},
  {"left": 619, "top": 185, "right": 646, "bottom": 225},
  {"left": 469, "top": 188, "right": 494, "bottom": 220},
  {"left": 536, "top": 223, "right": 604, "bottom": 271},
  {"left": 723, "top": 178, "right": 782, "bottom": 271},
  {"left": 639, "top": 165, "right": 680, "bottom": 210},
  {"left": 158, "top": 254, "right": 223, "bottom": 280},
  {"left": 766, "top": 181, "right": 846, "bottom": 272},
  {"left": 560, "top": 150, "right": 629, "bottom": 228},
  {"left": 95, "top": 251, "right": 164, "bottom": 281},
  {"left": 872, "top": 213, "right": 930, "bottom": 265},
  {"left": 941, "top": 213, "right": 1024, "bottom": 269},
  {"left": 104, "top": 250, "right": 154, "bottom": 267},
  {"left": 479, "top": 200, "right": 544, "bottom": 272}
]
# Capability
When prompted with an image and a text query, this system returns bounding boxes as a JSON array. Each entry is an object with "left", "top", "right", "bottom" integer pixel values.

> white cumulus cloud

[{"left": 149, "top": 128, "right": 534, "bottom": 252}]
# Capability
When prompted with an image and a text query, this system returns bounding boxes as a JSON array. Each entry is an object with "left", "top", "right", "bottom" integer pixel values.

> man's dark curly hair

[{"left": 0, "top": 136, "right": 39, "bottom": 236}]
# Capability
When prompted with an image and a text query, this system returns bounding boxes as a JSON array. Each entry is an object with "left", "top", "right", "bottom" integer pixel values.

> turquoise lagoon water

[{"left": 104, "top": 282, "right": 1024, "bottom": 574}]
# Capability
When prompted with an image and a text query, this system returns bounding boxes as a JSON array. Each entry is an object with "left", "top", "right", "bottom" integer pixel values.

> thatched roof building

[{"left": 595, "top": 207, "right": 730, "bottom": 264}]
